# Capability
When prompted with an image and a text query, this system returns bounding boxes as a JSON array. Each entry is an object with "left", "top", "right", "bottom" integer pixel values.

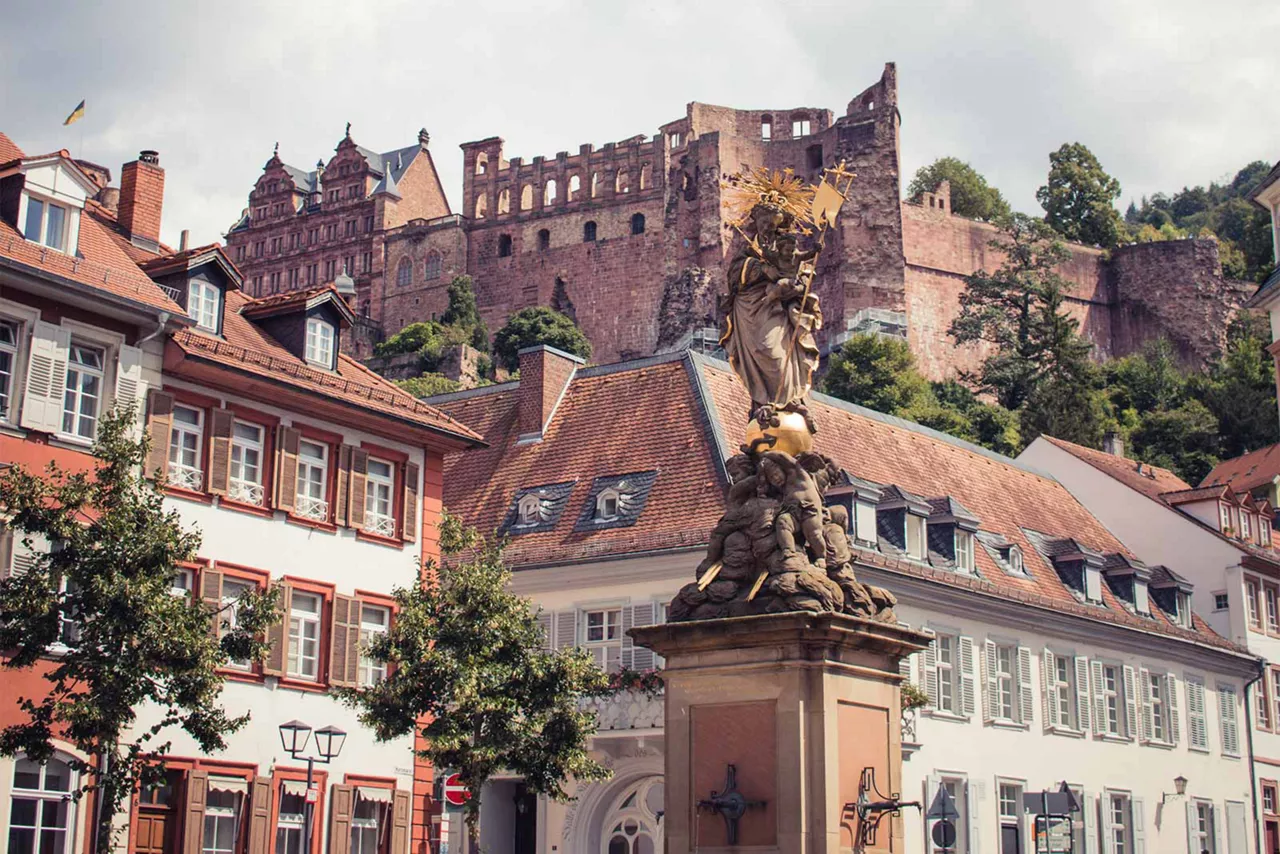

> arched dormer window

[
  {"left": 424, "top": 251, "right": 443, "bottom": 280},
  {"left": 396, "top": 257, "right": 412, "bottom": 287},
  {"left": 596, "top": 488, "right": 621, "bottom": 521},
  {"left": 516, "top": 494, "right": 541, "bottom": 526},
  {"left": 630, "top": 213, "right": 645, "bottom": 236},
  {"left": 583, "top": 221, "right": 597, "bottom": 243},
  {"left": 1007, "top": 545, "right": 1024, "bottom": 574},
  {"left": 497, "top": 234, "right": 513, "bottom": 258}
]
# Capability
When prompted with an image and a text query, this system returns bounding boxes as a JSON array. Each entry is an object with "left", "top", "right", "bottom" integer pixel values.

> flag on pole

[{"left": 63, "top": 100, "right": 86, "bottom": 126}]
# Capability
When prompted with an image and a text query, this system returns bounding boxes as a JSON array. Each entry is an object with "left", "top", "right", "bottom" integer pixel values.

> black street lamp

[{"left": 279, "top": 720, "right": 346, "bottom": 854}]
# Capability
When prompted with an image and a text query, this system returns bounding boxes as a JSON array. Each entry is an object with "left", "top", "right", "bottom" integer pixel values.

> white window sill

[
  {"left": 1221, "top": 752, "right": 1242, "bottom": 760},
  {"left": 1140, "top": 739, "right": 1176, "bottom": 750},
  {"left": 1096, "top": 733, "right": 1133, "bottom": 744},
  {"left": 988, "top": 719, "right": 1030, "bottom": 731},
  {"left": 924, "top": 710, "right": 969, "bottom": 723},
  {"left": 1046, "top": 725, "right": 1086, "bottom": 739},
  {"left": 50, "top": 433, "right": 95, "bottom": 451},
  {"left": 1188, "top": 745, "right": 1211, "bottom": 754}
]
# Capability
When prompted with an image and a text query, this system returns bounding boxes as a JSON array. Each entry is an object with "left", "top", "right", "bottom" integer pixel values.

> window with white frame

[
  {"left": 1267, "top": 586, "right": 1279, "bottom": 633},
  {"left": 1147, "top": 672, "right": 1170, "bottom": 742},
  {"left": 350, "top": 792, "right": 384, "bottom": 854},
  {"left": 998, "top": 782, "right": 1025, "bottom": 853},
  {"left": 1192, "top": 800, "right": 1215, "bottom": 854},
  {"left": 187, "top": 280, "right": 221, "bottom": 332},
  {"left": 0, "top": 319, "right": 18, "bottom": 421},
  {"left": 1242, "top": 512, "right": 1254, "bottom": 542},
  {"left": 9, "top": 755, "right": 77, "bottom": 854},
  {"left": 287, "top": 592, "right": 322, "bottom": 681},
  {"left": 1247, "top": 579, "right": 1263, "bottom": 630},
  {"left": 364, "top": 457, "right": 396, "bottom": 537},
  {"left": 1264, "top": 520, "right": 1274, "bottom": 547},
  {"left": 1100, "top": 663, "right": 1124, "bottom": 737},
  {"left": 992, "top": 644, "right": 1017, "bottom": 721},
  {"left": 229, "top": 421, "right": 265, "bottom": 505},
  {"left": 582, "top": 608, "right": 622, "bottom": 671},
  {"left": 933, "top": 634, "right": 957, "bottom": 715},
  {"left": 1108, "top": 793, "right": 1133, "bottom": 854},
  {"left": 62, "top": 343, "right": 104, "bottom": 439},
  {"left": 596, "top": 488, "right": 621, "bottom": 521},
  {"left": 203, "top": 787, "right": 243, "bottom": 854},
  {"left": 295, "top": 440, "right": 329, "bottom": 520},
  {"left": 1007, "top": 544, "right": 1024, "bottom": 574},
  {"left": 275, "top": 788, "right": 306, "bottom": 854},
  {"left": 929, "top": 777, "right": 968, "bottom": 854},
  {"left": 1218, "top": 684, "right": 1241, "bottom": 755},
  {"left": 905, "top": 514, "right": 926, "bottom": 560},
  {"left": 1213, "top": 592, "right": 1229, "bottom": 612},
  {"left": 1047, "top": 652, "right": 1077, "bottom": 729},
  {"left": 515, "top": 493, "right": 541, "bottom": 527},
  {"left": 221, "top": 579, "right": 253, "bottom": 669},
  {"left": 359, "top": 604, "right": 390, "bottom": 686},
  {"left": 791, "top": 117, "right": 811, "bottom": 137},
  {"left": 168, "top": 405, "right": 204, "bottom": 490},
  {"left": 171, "top": 567, "right": 194, "bottom": 597},
  {"left": 954, "top": 530, "right": 974, "bottom": 572},
  {"left": 305, "top": 318, "right": 335, "bottom": 368},
  {"left": 853, "top": 499, "right": 877, "bottom": 544},
  {"left": 1271, "top": 670, "right": 1280, "bottom": 728},
  {"left": 23, "top": 196, "right": 69, "bottom": 252},
  {"left": 1220, "top": 502, "right": 1233, "bottom": 533}
]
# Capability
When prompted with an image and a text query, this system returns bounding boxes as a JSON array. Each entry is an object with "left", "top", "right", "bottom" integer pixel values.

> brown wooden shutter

[
  {"left": 328, "top": 784, "right": 355, "bottom": 854},
  {"left": 335, "top": 445, "right": 353, "bottom": 527},
  {"left": 145, "top": 390, "right": 175, "bottom": 479},
  {"left": 348, "top": 449, "right": 369, "bottom": 530},
  {"left": 201, "top": 568, "right": 224, "bottom": 639},
  {"left": 247, "top": 776, "right": 273, "bottom": 854},
  {"left": 182, "top": 768, "right": 209, "bottom": 854},
  {"left": 208, "top": 409, "right": 235, "bottom": 495},
  {"left": 401, "top": 462, "right": 419, "bottom": 544},
  {"left": 263, "top": 582, "right": 292, "bottom": 677},
  {"left": 329, "top": 594, "right": 359, "bottom": 687},
  {"left": 390, "top": 790, "right": 411, "bottom": 854},
  {"left": 274, "top": 426, "right": 301, "bottom": 512}
]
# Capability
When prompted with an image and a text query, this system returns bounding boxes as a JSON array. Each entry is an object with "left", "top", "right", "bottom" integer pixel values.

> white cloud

[{"left": 2, "top": 0, "right": 1276, "bottom": 248}]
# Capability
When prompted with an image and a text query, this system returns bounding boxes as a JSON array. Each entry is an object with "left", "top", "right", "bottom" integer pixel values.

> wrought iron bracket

[
  {"left": 844, "top": 767, "right": 921, "bottom": 852},
  {"left": 696, "top": 764, "right": 766, "bottom": 845}
]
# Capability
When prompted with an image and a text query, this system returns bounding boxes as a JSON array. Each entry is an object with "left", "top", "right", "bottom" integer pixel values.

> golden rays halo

[{"left": 722, "top": 166, "right": 817, "bottom": 235}]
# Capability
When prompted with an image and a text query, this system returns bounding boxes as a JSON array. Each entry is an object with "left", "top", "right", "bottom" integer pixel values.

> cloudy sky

[{"left": 3, "top": 0, "right": 1277, "bottom": 248}]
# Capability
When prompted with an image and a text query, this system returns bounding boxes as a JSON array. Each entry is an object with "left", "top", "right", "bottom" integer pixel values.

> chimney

[
  {"left": 517, "top": 345, "right": 584, "bottom": 442},
  {"left": 179, "top": 229, "right": 189, "bottom": 252},
  {"left": 119, "top": 150, "right": 164, "bottom": 245},
  {"left": 1103, "top": 431, "right": 1124, "bottom": 458}
]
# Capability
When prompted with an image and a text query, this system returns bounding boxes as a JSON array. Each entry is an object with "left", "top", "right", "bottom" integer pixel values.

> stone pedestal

[{"left": 631, "top": 612, "right": 930, "bottom": 854}]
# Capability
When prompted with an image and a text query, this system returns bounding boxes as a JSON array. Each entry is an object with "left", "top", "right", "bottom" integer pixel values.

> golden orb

[{"left": 745, "top": 410, "right": 813, "bottom": 456}]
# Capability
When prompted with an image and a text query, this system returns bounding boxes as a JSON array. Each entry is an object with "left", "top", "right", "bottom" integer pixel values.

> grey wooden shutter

[
  {"left": 1042, "top": 649, "right": 1059, "bottom": 730},
  {"left": 145, "top": 390, "right": 175, "bottom": 479},
  {"left": 922, "top": 635, "right": 938, "bottom": 707},
  {"left": 536, "top": 612, "right": 553, "bottom": 651},
  {"left": 630, "top": 603, "right": 655, "bottom": 670},
  {"left": 1075, "top": 656, "right": 1093, "bottom": 733},
  {"left": 247, "top": 776, "right": 273, "bottom": 854},
  {"left": 1132, "top": 798, "right": 1146, "bottom": 854},
  {"left": 1185, "top": 800, "right": 1199, "bottom": 854},
  {"left": 958, "top": 636, "right": 977, "bottom": 717},
  {"left": 402, "top": 462, "right": 419, "bottom": 543},
  {"left": 208, "top": 409, "right": 234, "bottom": 495},
  {"left": 329, "top": 784, "right": 355, "bottom": 854},
  {"left": 897, "top": 623, "right": 913, "bottom": 683},
  {"left": 965, "top": 779, "right": 981, "bottom": 854},
  {"left": 1017, "top": 646, "right": 1034, "bottom": 725},
  {"left": 115, "top": 343, "right": 144, "bottom": 429},
  {"left": 1166, "top": 672, "right": 1180, "bottom": 745},
  {"left": 274, "top": 426, "right": 300, "bottom": 512},
  {"left": 1138, "top": 669, "right": 1153, "bottom": 743},
  {"left": 554, "top": 610, "right": 577, "bottom": 650},
  {"left": 1082, "top": 792, "right": 1098, "bottom": 854},
  {"left": 263, "top": 583, "right": 292, "bottom": 677},
  {"left": 19, "top": 320, "right": 70, "bottom": 433},
  {"left": 983, "top": 640, "right": 998, "bottom": 722},
  {"left": 182, "top": 768, "right": 209, "bottom": 854},
  {"left": 1122, "top": 665, "right": 1139, "bottom": 740}
]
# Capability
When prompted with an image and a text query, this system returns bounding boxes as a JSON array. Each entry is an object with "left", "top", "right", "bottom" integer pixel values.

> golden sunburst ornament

[{"left": 722, "top": 166, "right": 817, "bottom": 235}]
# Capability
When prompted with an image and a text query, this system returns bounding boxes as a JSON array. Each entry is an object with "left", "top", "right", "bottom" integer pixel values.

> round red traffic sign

[{"left": 442, "top": 773, "right": 471, "bottom": 807}]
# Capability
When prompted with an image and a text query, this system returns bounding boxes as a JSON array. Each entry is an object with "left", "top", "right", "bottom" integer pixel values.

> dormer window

[
  {"left": 187, "top": 279, "right": 221, "bottom": 332},
  {"left": 1242, "top": 512, "right": 1253, "bottom": 542},
  {"left": 954, "top": 530, "right": 975, "bottom": 573},
  {"left": 1007, "top": 545, "right": 1023, "bottom": 574},
  {"left": 516, "top": 494, "right": 541, "bottom": 526},
  {"left": 596, "top": 488, "right": 620, "bottom": 521},
  {"left": 305, "top": 318, "right": 334, "bottom": 368},
  {"left": 23, "top": 196, "right": 69, "bottom": 252},
  {"left": 1263, "top": 520, "right": 1273, "bottom": 548},
  {"left": 1169, "top": 591, "right": 1192, "bottom": 628},
  {"left": 905, "top": 514, "right": 926, "bottom": 560}
]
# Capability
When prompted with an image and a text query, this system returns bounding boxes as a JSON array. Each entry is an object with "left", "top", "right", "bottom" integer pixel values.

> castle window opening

[
  {"left": 868, "top": 100, "right": 875, "bottom": 110},
  {"left": 616, "top": 169, "right": 630, "bottom": 194},
  {"left": 474, "top": 193, "right": 487, "bottom": 219},
  {"left": 498, "top": 188, "right": 511, "bottom": 215},
  {"left": 640, "top": 164, "right": 651, "bottom": 191},
  {"left": 544, "top": 179, "right": 557, "bottom": 206},
  {"left": 669, "top": 131, "right": 683, "bottom": 149},
  {"left": 425, "top": 251, "right": 443, "bottom": 280},
  {"left": 498, "top": 234, "right": 513, "bottom": 257},
  {"left": 520, "top": 184, "right": 533, "bottom": 211},
  {"left": 475, "top": 153, "right": 489, "bottom": 175},
  {"left": 591, "top": 172, "right": 601, "bottom": 199},
  {"left": 761, "top": 115, "right": 772, "bottom": 140},
  {"left": 631, "top": 213, "right": 645, "bottom": 236},
  {"left": 938, "top": 197, "right": 945, "bottom": 211},
  {"left": 791, "top": 114, "right": 811, "bottom": 137},
  {"left": 806, "top": 144, "right": 823, "bottom": 171},
  {"left": 537, "top": 229, "right": 550, "bottom": 252},
  {"left": 568, "top": 174, "right": 581, "bottom": 201},
  {"left": 583, "top": 221, "right": 597, "bottom": 243}
]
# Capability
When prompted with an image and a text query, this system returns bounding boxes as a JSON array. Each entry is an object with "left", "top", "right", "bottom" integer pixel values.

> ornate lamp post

[{"left": 279, "top": 720, "right": 346, "bottom": 853}]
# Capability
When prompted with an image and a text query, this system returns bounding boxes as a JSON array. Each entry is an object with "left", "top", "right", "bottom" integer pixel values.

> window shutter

[
  {"left": 328, "top": 784, "right": 355, "bottom": 854},
  {"left": 390, "top": 789, "right": 411, "bottom": 854},
  {"left": 555, "top": 610, "right": 577, "bottom": 650},
  {"left": 274, "top": 426, "right": 300, "bottom": 512},
  {"left": 1185, "top": 800, "right": 1199, "bottom": 854},
  {"left": 983, "top": 640, "right": 998, "bottom": 723},
  {"left": 958, "top": 636, "right": 977, "bottom": 718},
  {"left": 182, "top": 768, "right": 209, "bottom": 854},
  {"left": 1123, "top": 666, "right": 1139, "bottom": 740},
  {"left": 115, "top": 343, "right": 144, "bottom": 431},
  {"left": 898, "top": 625, "right": 913, "bottom": 684},
  {"left": 965, "top": 779, "right": 981, "bottom": 854},
  {"left": 631, "top": 603, "right": 655, "bottom": 670},
  {"left": 924, "top": 775, "right": 940, "bottom": 854},
  {"left": 1100, "top": 794, "right": 1116, "bottom": 854},
  {"left": 330, "top": 594, "right": 359, "bottom": 687},
  {"left": 1166, "top": 672, "right": 1180, "bottom": 745},
  {"left": 144, "top": 390, "right": 175, "bottom": 479},
  {"left": 1138, "top": 669, "right": 1153, "bottom": 743},
  {"left": 201, "top": 568, "right": 224, "bottom": 640},
  {"left": 1017, "top": 647, "right": 1034, "bottom": 725},
  {"left": 1219, "top": 688, "right": 1239, "bottom": 755},
  {"left": 0, "top": 528, "right": 11, "bottom": 581},
  {"left": 348, "top": 449, "right": 369, "bottom": 529},
  {"left": 402, "top": 462, "right": 419, "bottom": 543},
  {"left": 264, "top": 583, "right": 292, "bottom": 677},
  {"left": 1082, "top": 792, "right": 1098, "bottom": 854},
  {"left": 247, "top": 776, "right": 273, "bottom": 854},
  {"left": 1090, "top": 661, "right": 1106, "bottom": 738},
  {"left": 1131, "top": 798, "right": 1146, "bottom": 854},
  {"left": 1075, "top": 656, "right": 1092, "bottom": 733},
  {"left": 208, "top": 409, "right": 234, "bottom": 495},
  {"left": 1188, "top": 680, "right": 1208, "bottom": 750},
  {"left": 922, "top": 636, "right": 938, "bottom": 708},
  {"left": 620, "top": 606, "right": 635, "bottom": 670},
  {"left": 1042, "top": 649, "right": 1059, "bottom": 729},
  {"left": 1213, "top": 804, "right": 1226, "bottom": 854},
  {"left": 335, "top": 445, "right": 352, "bottom": 526},
  {"left": 19, "top": 319, "right": 70, "bottom": 433},
  {"left": 537, "top": 612, "right": 553, "bottom": 651}
]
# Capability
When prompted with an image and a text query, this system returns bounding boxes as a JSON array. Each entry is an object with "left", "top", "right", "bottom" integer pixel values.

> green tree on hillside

[
  {"left": 1036, "top": 143, "right": 1125, "bottom": 248},
  {"left": 440, "top": 275, "right": 489, "bottom": 350},
  {"left": 1194, "top": 315, "right": 1279, "bottom": 460},
  {"left": 492, "top": 306, "right": 592, "bottom": 373},
  {"left": 906, "top": 157, "right": 1012, "bottom": 222}
]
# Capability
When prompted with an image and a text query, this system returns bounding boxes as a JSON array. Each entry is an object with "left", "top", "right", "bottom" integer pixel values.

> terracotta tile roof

[
  {"left": 83, "top": 199, "right": 172, "bottom": 264},
  {"left": 1160, "top": 485, "right": 1232, "bottom": 506},
  {"left": 1201, "top": 443, "right": 1280, "bottom": 494},
  {"left": 431, "top": 351, "right": 1236, "bottom": 650},
  {"left": 239, "top": 284, "right": 334, "bottom": 314},
  {"left": 171, "top": 288, "right": 481, "bottom": 442},
  {"left": 137, "top": 243, "right": 237, "bottom": 281},
  {"left": 0, "top": 132, "right": 24, "bottom": 164},
  {"left": 1042, "top": 436, "right": 1191, "bottom": 500}
]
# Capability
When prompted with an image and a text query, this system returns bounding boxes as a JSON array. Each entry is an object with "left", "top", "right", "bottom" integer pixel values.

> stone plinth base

[{"left": 631, "top": 612, "right": 930, "bottom": 854}]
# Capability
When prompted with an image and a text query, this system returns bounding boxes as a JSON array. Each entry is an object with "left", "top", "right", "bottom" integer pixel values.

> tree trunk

[{"left": 92, "top": 747, "right": 115, "bottom": 854}]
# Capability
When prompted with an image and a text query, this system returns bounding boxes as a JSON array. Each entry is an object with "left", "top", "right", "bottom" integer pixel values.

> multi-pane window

[
  {"left": 998, "top": 782, "right": 1024, "bottom": 854},
  {"left": 954, "top": 530, "right": 974, "bottom": 572},
  {"left": 0, "top": 319, "right": 17, "bottom": 421},
  {"left": 993, "top": 645, "right": 1016, "bottom": 721},
  {"left": 931, "top": 778, "right": 968, "bottom": 854},
  {"left": 203, "top": 789, "right": 241, "bottom": 854},
  {"left": 9, "top": 756, "right": 76, "bottom": 854},
  {"left": 287, "top": 592, "right": 322, "bottom": 681},
  {"left": 905, "top": 514, "right": 927, "bottom": 560},
  {"left": 583, "top": 608, "right": 623, "bottom": 671},
  {"left": 275, "top": 789, "right": 307, "bottom": 854},
  {"left": 62, "top": 343, "right": 103, "bottom": 439},
  {"left": 1049, "top": 653, "right": 1076, "bottom": 728},
  {"left": 1213, "top": 592, "right": 1229, "bottom": 611},
  {"left": 1243, "top": 512, "right": 1254, "bottom": 541},
  {"left": 365, "top": 458, "right": 396, "bottom": 537},
  {"left": 1109, "top": 794, "right": 1133, "bottom": 854},
  {"left": 1264, "top": 783, "right": 1277, "bottom": 815},
  {"left": 22, "top": 196, "right": 68, "bottom": 251},
  {"left": 1268, "top": 586, "right": 1279, "bottom": 633},
  {"left": 295, "top": 440, "right": 328, "bottom": 520},
  {"left": 1256, "top": 674, "right": 1271, "bottom": 730},
  {"left": 359, "top": 604, "right": 390, "bottom": 686},
  {"left": 229, "top": 422, "right": 265, "bottom": 506},
  {"left": 221, "top": 579, "right": 253, "bottom": 669},
  {"left": 350, "top": 794, "right": 383, "bottom": 854},
  {"left": 425, "top": 252, "right": 443, "bottom": 279},
  {"left": 1148, "top": 673, "right": 1169, "bottom": 742},
  {"left": 1101, "top": 664, "right": 1123, "bottom": 737},
  {"left": 188, "top": 280, "right": 220, "bottom": 331},
  {"left": 934, "top": 634, "right": 957, "bottom": 714},
  {"left": 396, "top": 259, "right": 412, "bottom": 287},
  {"left": 792, "top": 117, "right": 811, "bottom": 137},
  {"left": 1271, "top": 669, "right": 1280, "bottom": 729},
  {"left": 168, "top": 405, "right": 204, "bottom": 490},
  {"left": 1193, "top": 801, "right": 1216, "bottom": 854},
  {"left": 305, "top": 318, "right": 334, "bottom": 367},
  {"left": 1247, "top": 579, "right": 1262, "bottom": 630}
]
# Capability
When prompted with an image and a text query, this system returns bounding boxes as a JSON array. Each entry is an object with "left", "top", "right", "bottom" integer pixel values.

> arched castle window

[
  {"left": 544, "top": 179, "right": 557, "bottom": 206},
  {"left": 537, "top": 229, "right": 551, "bottom": 252},
  {"left": 568, "top": 174, "right": 581, "bottom": 201},
  {"left": 591, "top": 172, "right": 600, "bottom": 199},
  {"left": 474, "top": 194, "right": 487, "bottom": 219},
  {"left": 616, "top": 169, "right": 630, "bottom": 194},
  {"left": 630, "top": 213, "right": 645, "bottom": 236},
  {"left": 639, "top": 164, "right": 651, "bottom": 191},
  {"left": 396, "top": 257, "right": 412, "bottom": 287},
  {"left": 761, "top": 114, "right": 772, "bottom": 140},
  {"left": 583, "top": 221, "right": 597, "bottom": 243},
  {"left": 498, "top": 234, "right": 513, "bottom": 257},
  {"left": 520, "top": 185, "right": 533, "bottom": 212},
  {"left": 497, "top": 188, "right": 510, "bottom": 215},
  {"left": 425, "top": 251, "right": 443, "bottom": 280},
  {"left": 475, "top": 153, "right": 489, "bottom": 174}
]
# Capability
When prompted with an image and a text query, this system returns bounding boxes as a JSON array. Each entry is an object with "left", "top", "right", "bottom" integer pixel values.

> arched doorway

[{"left": 599, "top": 776, "right": 663, "bottom": 854}]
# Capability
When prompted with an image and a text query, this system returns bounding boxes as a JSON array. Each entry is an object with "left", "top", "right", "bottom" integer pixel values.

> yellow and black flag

[{"left": 63, "top": 100, "right": 85, "bottom": 126}]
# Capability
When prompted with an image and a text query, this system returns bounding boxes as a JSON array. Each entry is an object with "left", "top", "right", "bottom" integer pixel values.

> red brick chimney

[
  {"left": 118, "top": 150, "right": 164, "bottom": 244},
  {"left": 517, "top": 345, "right": 584, "bottom": 441}
]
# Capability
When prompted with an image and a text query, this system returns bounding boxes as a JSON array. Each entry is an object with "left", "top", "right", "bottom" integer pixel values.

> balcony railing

[
  {"left": 296, "top": 495, "right": 329, "bottom": 521},
  {"left": 169, "top": 464, "right": 203, "bottom": 491},
  {"left": 582, "top": 688, "right": 664, "bottom": 732},
  {"left": 365, "top": 512, "right": 395, "bottom": 538},
  {"left": 228, "top": 478, "right": 264, "bottom": 506}
]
